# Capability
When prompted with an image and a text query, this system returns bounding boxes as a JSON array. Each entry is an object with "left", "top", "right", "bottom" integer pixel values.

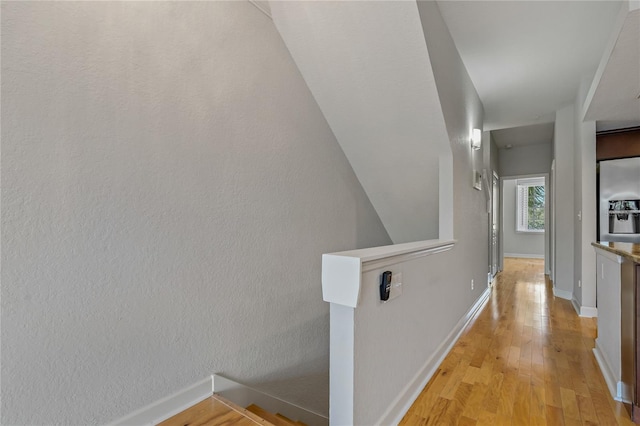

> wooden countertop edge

[{"left": 592, "top": 241, "right": 640, "bottom": 263}]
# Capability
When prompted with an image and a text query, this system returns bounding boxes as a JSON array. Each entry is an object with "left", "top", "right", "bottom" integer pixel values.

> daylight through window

[{"left": 516, "top": 177, "right": 545, "bottom": 232}]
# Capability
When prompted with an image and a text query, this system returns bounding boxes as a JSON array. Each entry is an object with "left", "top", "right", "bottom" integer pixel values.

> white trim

[
  {"left": 593, "top": 343, "right": 619, "bottom": 401},
  {"left": 572, "top": 298, "right": 598, "bottom": 318},
  {"left": 553, "top": 287, "right": 573, "bottom": 300},
  {"left": 322, "top": 239, "right": 456, "bottom": 307},
  {"left": 108, "top": 376, "right": 213, "bottom": 426},
  {"left": 593, "top": 343, "right": 631, "bottom": 403},
  {"left": 329, "top": 304, "right": 355, "bottom": 426},
  {"left": 580, "top": 305, "right": 598, "bottom": 318},
  {"left": 504, "top": 253, "right": 544, "bottom": 259},
  {"left": 379, "top": 287, "right": 492, "bottom": 426},
  {"left": 362, "top": 243, "right": 455, "bottom": 272},
  {"left": 571, "top": 298, "right": 580, "bottom": 316}
]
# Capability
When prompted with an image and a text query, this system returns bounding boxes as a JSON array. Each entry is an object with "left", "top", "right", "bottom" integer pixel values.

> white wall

[
  {"left": 491, "top": 135, "right": 500, "bottom": 177},
  {"left": 594, "top": 250, "right": 623, "bottom": 398},
  {"left": 499, "top": 143, "right": 552, "bottom": 177},
  {"left": 0, "top": 2, "right": 392, "bottom": 424},
  {"left": 323, "top": 2, "right": 488, "bottom": 423},
  {"left": 573, "top": 71, "right": 599, "bottom": 315},
  {"left": 572, "top": 111, "right": 597, "bottom": 314},
  {"left": 271, "top": 1, "right": 449, "bottom": 244},
  {"left": 553, "top": 105, "right": 576, "bottom": 298},
  {"left": 328, "top": 242, "right": 485, "bottom": 425},
  {"left": 502, "top": 179, "right": 545, "bottom": 257},
  {"left": 417, "top": 0, "right": 486, "bottom": 247}
]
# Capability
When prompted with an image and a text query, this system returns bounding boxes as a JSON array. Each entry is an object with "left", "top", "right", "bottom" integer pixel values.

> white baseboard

[
  {"left": 109, "top": 376, "right": 213, "bottom": 426},
  {"left": 571, "top": 298, "right": 580, "bottom": 315},
  {"left": 378, "top": 287, "right": 492, "bottom": 426},
  {"left": 504, "top": 253, "right": 544, "bottom": 259},
  {"left": 593, "top": 342, "right": 631, "bottom": 403},
  {"left": 553, "top": 287, "right": 572, "bottom": 300},
  {"left": 619, "top": 382, "right": 633, "bottom": 404},
  {"left": 580, "top": 306, "right": 598, "bottom": 318},
  {"left": 571, "top": 298, "right": 597, "bottom": 318}
]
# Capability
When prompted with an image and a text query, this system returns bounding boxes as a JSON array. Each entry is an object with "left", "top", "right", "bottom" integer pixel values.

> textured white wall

[
  {"left": 502, "top": 179, "right": 545, "bottom": 257},
  {"left": 0, "top": 2, "right": 392, "bottom": 424}
]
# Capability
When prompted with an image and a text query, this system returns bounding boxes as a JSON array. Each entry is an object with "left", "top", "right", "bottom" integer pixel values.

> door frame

[{"left": 490, "top": 171, "right": 500, "bottom": 280}]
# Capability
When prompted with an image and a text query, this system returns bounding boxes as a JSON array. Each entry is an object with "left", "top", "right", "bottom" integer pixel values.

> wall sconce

[{"left": 471, "top": 128, "right": 482, "bottom": 150}]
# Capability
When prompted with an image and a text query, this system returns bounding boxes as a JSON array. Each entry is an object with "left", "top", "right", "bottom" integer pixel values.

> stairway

[
  {"left": 158, "top": 394, "right": 308, "bottom": 426},
  {"left": 246, "top": 404, "right": 307, "bottom": 426}
]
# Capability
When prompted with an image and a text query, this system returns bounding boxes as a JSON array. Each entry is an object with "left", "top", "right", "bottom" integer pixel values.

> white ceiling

[{"left": 436, "top": 0, "right": 625, "bottom": 131}]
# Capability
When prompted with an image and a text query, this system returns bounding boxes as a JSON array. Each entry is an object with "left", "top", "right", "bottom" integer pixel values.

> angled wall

[{"left": 271, "top": 1, "right": 452, "bottom": 244}]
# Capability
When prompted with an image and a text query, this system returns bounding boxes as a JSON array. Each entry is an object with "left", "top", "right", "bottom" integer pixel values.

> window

[{"left": 516, "top": 177, "right": 545, "bottom": 232}]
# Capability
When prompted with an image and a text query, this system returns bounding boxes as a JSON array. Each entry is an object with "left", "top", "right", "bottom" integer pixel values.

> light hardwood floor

[{"left": 400, "top": 257, "right": 635, "bottom": 426}]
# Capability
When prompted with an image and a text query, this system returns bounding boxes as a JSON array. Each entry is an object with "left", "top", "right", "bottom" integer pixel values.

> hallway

[{"left": 401, "top": 258, "right": 634, "bottom": 425}]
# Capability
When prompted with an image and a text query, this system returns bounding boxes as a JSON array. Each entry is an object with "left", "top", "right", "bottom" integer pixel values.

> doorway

[{"left": 501, "top": 175, "right": 548, "bottom": 271}]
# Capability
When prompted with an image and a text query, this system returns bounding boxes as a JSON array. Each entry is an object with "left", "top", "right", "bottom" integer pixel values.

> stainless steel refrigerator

[{"left": 599, "top": 157, "right": 640, "bottom": 243}]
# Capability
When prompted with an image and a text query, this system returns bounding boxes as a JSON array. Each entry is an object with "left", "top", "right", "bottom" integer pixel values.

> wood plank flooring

[{"left": 401, "top": 258, "right": 635, "bottom": 425}]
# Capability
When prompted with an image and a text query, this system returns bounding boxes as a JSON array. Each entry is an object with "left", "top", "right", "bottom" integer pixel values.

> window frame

[{"left": 516, "top": 177, "right": 545, "bottom": 234}]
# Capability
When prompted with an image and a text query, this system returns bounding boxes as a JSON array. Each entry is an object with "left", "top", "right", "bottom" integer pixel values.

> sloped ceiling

[
  {"left": 584, "top": 7, "right": 640, "bottom": 125},
  {"left": 270, "top": 1, "right": 452, "bottom": 244}
]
